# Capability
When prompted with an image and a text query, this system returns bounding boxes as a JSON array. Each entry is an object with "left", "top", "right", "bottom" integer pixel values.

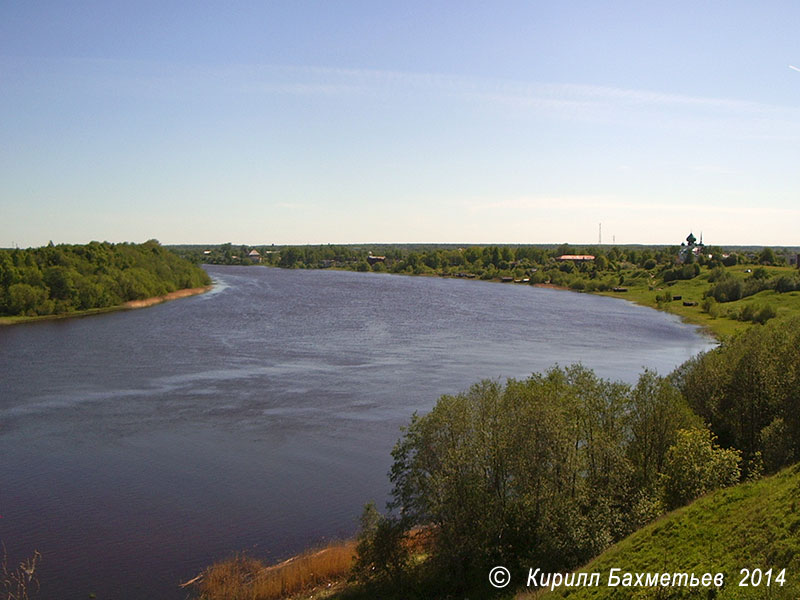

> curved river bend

[{"left": 0, "top": 266, "right": 715, "bottom": 598}]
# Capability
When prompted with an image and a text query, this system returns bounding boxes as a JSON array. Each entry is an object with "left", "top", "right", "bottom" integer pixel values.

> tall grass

[
  {"left": 190, "top": 540, "right": 357, "bottom": 600},
  {"left": 1, "top": 546, "right": 40, "bottom": 600}
]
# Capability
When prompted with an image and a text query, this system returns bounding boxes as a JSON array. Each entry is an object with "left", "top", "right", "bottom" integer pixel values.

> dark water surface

[{"left": 0, "top": 266, "right": 715, "bottom": 598}]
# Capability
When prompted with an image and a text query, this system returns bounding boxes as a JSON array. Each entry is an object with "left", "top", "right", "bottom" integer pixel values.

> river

[{"left": 0, "top": 265, "right": 715, "bottom": 598}]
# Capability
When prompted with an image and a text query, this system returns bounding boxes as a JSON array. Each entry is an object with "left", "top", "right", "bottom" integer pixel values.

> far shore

[{"left": 0, "top": 285, "right": 212, "bottom": 326}]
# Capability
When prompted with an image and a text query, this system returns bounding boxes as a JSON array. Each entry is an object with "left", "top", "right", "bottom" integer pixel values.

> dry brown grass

[
  {"left": 187, "top": 527, "right": 435, "bottom": 600},
  {"left": 189, "top": 540, "right": 357, "bottom": 600},
  {"left": 1, "top": 545, "right": 40, "bottom": 600}
]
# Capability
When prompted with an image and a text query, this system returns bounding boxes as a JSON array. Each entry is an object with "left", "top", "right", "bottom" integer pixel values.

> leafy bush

[
  {"left": 662, "top": 263, "right": 700, "bottom": 282},
  {"left": 568, "top": 277, "right": 586, "bottom": 291},
  {"left": 351, "top": 503, "right": 411, "bottom": 590},
  {"left": 774, "top": 274, "right": 800, "bottom": 293},
  {"left": 707, "top": 278, "right": 743, "bottom": 303},
  {"left": 707, "top": 266, "right": 730, "bottom": 283},
  {"left": 655, "top": 290, "right": 672, "bottom": 304},
  {"left": 738, "top": 303, "right": 777, "bottom": 324},
  {"left": 700, "top": 296, "right": 718, "bottom": 317},
  {"left": 661, "top": 428, "right": 741, "bottom": 510}
]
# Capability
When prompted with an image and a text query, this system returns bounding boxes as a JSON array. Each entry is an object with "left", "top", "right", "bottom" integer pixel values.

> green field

[{"left": 599, "top": 264, "right": 800, "bottom": 340}]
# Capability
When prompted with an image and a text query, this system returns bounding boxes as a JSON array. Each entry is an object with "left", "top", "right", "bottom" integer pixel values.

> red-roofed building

[{"left": 556, "top": 255, "right": 595, "bottom": 262}]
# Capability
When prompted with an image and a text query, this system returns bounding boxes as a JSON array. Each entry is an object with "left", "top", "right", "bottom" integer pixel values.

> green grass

[
  {"left": 599, "top": 280, "right": 747, "bottom": 339},
  {"left": 519, "top": 463, "right": 800, "bottom": 599},
  {"left": 597, "top": 265, "right": 800, "bottom": 340}
]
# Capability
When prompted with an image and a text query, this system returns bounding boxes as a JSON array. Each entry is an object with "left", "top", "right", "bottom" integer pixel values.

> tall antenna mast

[{"left": 598, "top": 223, "right": 602, "bottom": 245}]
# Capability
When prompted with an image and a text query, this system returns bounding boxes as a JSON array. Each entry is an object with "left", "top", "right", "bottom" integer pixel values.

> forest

[{"left": 0, "top": 240, "right": 211, "bottom": 318}]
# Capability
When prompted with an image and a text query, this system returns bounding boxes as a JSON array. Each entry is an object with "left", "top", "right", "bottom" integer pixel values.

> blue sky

[{"left": 2, "top": 1, "right": 799, "bottom": 246}]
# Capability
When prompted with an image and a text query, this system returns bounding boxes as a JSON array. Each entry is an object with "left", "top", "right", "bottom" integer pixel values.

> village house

[{"left": 556, "top": 254, "right": 595, "bottom": 262}]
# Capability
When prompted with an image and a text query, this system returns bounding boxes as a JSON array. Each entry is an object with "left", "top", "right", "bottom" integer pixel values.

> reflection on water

[{"left": 0, "top": 266, "right": 715, "bottom": 598}]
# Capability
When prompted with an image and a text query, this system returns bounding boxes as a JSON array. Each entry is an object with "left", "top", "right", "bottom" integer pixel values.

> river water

[{"left": 0, "top": 266, "right": 715, "bottom": 598}]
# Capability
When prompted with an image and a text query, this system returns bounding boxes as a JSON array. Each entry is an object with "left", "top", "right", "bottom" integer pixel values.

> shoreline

[
  {"left": 0, "top": 285, "right": 212, "bottom": 326},
  {"left": 531, "top": 281, "right": 720, "bottom": 341},
  {"left": 122, "top": 285, "right": 213, "bottom": 309},
  {"left": 596, "top": 289, "right": 722, "bottom": 342}
]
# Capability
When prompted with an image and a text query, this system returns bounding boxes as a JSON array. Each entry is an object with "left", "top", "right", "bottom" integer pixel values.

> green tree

[
  {"left": 758, "top": 247, "right": 776, "bottom": 265},
  {"left": 351, "top": 502, "right": 411, "bottom": 591},
  {"left": 661, "top": 428, "right": 741, "bottom": 510},
  {"left": 279, "top": 247, "right": 303, "bottom": 268},
  {"left": 7, "top": 283, "right": 52, "bottom": 316},
  {"left": 43, "top": 266, "right": 77, "bottom": 303},
  {"left": 628, "top": 371, "right": 697, "bottom": 491}
]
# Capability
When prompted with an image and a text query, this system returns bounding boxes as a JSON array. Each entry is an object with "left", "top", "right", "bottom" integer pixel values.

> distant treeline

[
  {"left": 0, "top": 240, "right": 211, "bottom": 318},
  {"left": 175, "top": 242, "right": 797, "bottom": 284},
  {"left": 351, "top": 315, "right": 800, "bottom": 597}
]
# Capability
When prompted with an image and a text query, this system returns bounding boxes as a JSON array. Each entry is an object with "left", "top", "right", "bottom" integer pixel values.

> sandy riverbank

[
  {"left": 123, "top": 285, "right": 212, "bottom": 309},
  {"left": 531, "top": 282, "right": 570, "bottom": 291}
]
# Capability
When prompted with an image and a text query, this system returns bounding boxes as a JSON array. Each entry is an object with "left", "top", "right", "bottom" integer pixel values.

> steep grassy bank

[{"left": 521, "top": 463, "right": 800, "bottom": 599}]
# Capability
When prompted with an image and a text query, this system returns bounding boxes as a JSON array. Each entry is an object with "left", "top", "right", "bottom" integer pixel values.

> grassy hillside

[
  {"left": 600, "top": 264, "right": 800, "bottom": 339},
  {"left": 521, "top": 463, "right": 800, "bottom": 599}
]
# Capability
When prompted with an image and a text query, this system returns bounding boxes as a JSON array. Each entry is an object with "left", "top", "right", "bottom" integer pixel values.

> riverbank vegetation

[
  {"left": 1, "top": 547, "right": 40, "bottom": 600},
  {"left": 191, "top": 314, "right": 800, "bottom": 600},
  {"left": 174, "top": 239, "right": 800, "bottom": 339},
  {"left": 0, "top": 240, "right": 211, "bottom": 321},
  {"left": 186, "top": 541, "right": 357, "bottom": 600}
]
